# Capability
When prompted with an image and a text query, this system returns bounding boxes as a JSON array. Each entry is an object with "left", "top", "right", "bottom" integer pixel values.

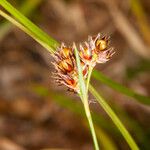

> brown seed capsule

[
  {"left": 79, "top": 43, "right": 92, "bottom": 66},
  {"left": 52, "top": 33, "right": 115, "bottom": 92},
  {"left": 96, "top": 39, "right": 107, "bottom": 51},
  {"left": 60, "top": 47, "right": 73, "bottom": 58},
  {"left": 58, "top": 59, "right": 73, "bottom": 73},
  {"left": 56, "top": 73, "right": 78, "bottom": 91},
  {"left": 66, "top": 78, "right": 76, "bottom": 87}
]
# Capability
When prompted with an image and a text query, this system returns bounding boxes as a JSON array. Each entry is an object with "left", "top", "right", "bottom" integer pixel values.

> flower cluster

[{"left": 52, "top": 33, "right": 115, "bottom": 92}]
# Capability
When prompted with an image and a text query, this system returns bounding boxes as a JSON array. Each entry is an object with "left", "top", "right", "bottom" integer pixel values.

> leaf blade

[
  {"left": 89, "top": 85, "right": 139, "bottom": 150},
  {"left": 93, "top": 70, "right": 150, "bottom": 105}
]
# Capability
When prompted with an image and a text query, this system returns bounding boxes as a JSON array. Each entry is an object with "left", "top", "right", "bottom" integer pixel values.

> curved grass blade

[
  {"left": 0, "top": 10, "right": 54, "bottom": 53},
  {"left": 0, "top": 0, "right": 59, "bottom": 52},
  {"left": 89, "top": 85, "right": 139, "bottom": 150},
  {"left": 0, "top": 0, "right": 43, "bottom": 42},
  {"left": 1, "top": 0, "right": 149, "bottom": 106},
  {"left": 93, "top": 70, "right": 150, "bottom": 105},
  {"left": 33, "top": 85, "right": 150, "bottom": 149},
  {"left": 0, "top": 0, "right": 149, "bottom": 106},
  {"left": 0, "top": 1, "right": 146, "bottom": 149},
  {"left": 33, "top": 85, "right": 118, "bottom": 150}
]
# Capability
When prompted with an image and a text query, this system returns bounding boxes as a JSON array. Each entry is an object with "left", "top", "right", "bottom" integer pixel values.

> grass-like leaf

[
  {"left": 0, "top": 0, "right": 43, "bottom": 41},
  {"left": 0, "top": 0, "right": 149, "bottom": 106},
  {"left": 33, "top": 85, "right": 118, "bottom": 150},
  {"left": 0, "top": 0, "right": 59, "bottom": 52},
  {"left": 33, "top": 85, "right": 150, "bottom": 149},
  {"left": 0, "top": 1, "right": 144, "bottom": 149},
  {"left": 73, "top": 43, "right": 87, "bottom": 99},
  {"left": 74, "top": 44, "right": 99, "bottom": 150},
  {"left": 0, "top": 10, "right": 55, "bottom": 53},
  {"left": 93, "top": 70, "right": 150, "bottom": 105},
  {"left": 89, "top": 85, "right": 139, "bottom": 150}
]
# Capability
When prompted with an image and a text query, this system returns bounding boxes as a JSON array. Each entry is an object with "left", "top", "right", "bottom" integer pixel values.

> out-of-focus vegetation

[{"left": 0, "top": 0, "right": 150, "bottom": 150}]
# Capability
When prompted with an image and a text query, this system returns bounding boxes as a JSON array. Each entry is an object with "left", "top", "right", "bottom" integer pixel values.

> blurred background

[{"left": 0, "top": 0, "right": 150, "bottom": 150}]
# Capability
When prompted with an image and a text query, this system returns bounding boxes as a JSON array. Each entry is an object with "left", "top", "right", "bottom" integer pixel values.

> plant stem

[
  {"left": 0, "top": 0, "right": 43, "bottom": 42},
  {"left": 1, "top": 0, "right": 149, "bottom": 106},
  {"left": 74, "top": 45, "right": 99, "bottom": 150},
  {"left": 0, "top": 10, "right": 53, "bottom": 53},
  {"left": 80, "top": 94, "right": 99, "bottom": 150},
  {"left": 89, "top": 85, "right": 139, "bottom": 150},
  {"left": 84, "top": 66, "right": 99, "bottom": 150},
  {"left": 93, "top": 70, "right": 150, "bottom": 105},
  {"left": 86, "top": 66, "right": 93, "bottom": 94},
  {"left": 0, "top": 0, "right": 59, "bottom": 51},
  {"left": 0, "top": 1, "right": 140, "bottom": 149}
]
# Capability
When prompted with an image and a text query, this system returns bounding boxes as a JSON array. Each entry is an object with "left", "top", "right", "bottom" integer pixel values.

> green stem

[
  {"left": 93, "top": 70, "right": 150, "bottom": 105},
  {"left": 85, "top": 66, "right": 99, "bottom": 150},
  {"left": 86, "top": 66, "right": 93, "bottom": 94},
  {"left": 89, "top": 85, "right": 139, "bottom": 150},
  {"left": 1, "top": 0, "right": 149, "bottom": 106},
  {"left": 0, "top": 0, "right": 59, "bottom": 52},
  {"left": 0, "top": 10, "right": 53, "bottom": 53},
  {"left": 80, "top": 94, "right": 99, "bottom": 150},
  {"left": 0, "top": 1, "right": 141, "bottom": 149},
  {"left": 0, "top": 0, "right": 43, "bottom": 41},
  {"left": 74, "top": 45, "right": 99, "bottom": 150}
]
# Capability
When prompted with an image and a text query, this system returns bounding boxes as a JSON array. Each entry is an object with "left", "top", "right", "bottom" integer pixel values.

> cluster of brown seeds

[{"left": 52, "top": 33, "right": 115, "bottom": 92}]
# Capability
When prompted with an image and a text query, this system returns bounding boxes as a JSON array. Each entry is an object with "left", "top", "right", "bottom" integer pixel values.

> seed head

[{"left": 52, "top": 33, "right": 115, "bottom": 92}]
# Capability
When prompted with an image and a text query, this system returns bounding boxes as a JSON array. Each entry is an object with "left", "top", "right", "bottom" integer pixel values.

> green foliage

[
  {"left": 89, "top": 85, "right": 139, "bottom": 150},
  {"left": 74, "top": 44, "right": 99, "bottom": 150},
  {"left": 33, "top": 85, "right": 150, "bottom": 150},
  {"left": 0, "top": 0, "right": 43, "bottom": 41},
  {"left": 1, "top": 1, "right": 148, "bottom": 149},
  {"left": 0, "top": 0, "right": 59, "bottom": 52},
  {"left": 0, "top": 10, "right": 55, "bottom": 53},
  {"left": 33, "top": 85, "right": 118, "bottom": 150},
  {"left": 93, "top": 70, "right": 150, "bottom": 105}
]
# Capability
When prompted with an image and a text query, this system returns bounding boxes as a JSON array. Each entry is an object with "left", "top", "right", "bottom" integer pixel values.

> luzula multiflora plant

[
  {"left": 52, "top": 33, "right": 115, "bottom": 150},
  {"left": 52, "top": 33, "right": 115, "bottom": 92},
  {"left": 0, "top": 1, "right": 140, "bottom": 148}
]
